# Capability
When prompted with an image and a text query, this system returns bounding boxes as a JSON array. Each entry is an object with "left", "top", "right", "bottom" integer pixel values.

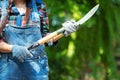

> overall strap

[
  {"left": 35, "top": 0, "right": 43, "bottom": 4},
  {"left": 31, "top": 0, "right": 43, "bottom": 12},
  {"left": 28, "top": 0, "right": 43, "bottom": 22},
  {"left": 31, "top": 0, "right": 38, "bottom": 13}
]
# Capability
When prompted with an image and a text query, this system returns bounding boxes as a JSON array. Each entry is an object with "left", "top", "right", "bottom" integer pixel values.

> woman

[
  {"left": 0, "top": 0, "right": 78, "bottom": 80},
  {"left": 0, "top": 0, "right": 51, "bottom": 79}
]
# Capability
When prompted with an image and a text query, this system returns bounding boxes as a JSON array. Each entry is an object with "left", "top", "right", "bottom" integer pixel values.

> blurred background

[{"left": 44, "top": 0, "right": 120, "bottom": 80}]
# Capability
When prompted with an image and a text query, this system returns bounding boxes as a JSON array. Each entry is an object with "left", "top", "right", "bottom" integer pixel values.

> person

[{"left": 0, "top": 0, "right": 78, "bottom": 80}]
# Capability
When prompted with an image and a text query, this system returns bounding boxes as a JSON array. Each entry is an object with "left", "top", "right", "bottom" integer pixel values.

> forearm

[{"left": 0, "top": 41, "right": 13, "bottom": 53}]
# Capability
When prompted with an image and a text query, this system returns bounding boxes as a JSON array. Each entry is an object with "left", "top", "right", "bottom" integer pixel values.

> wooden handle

[
  {"left": 53, "top": 33, "right": 64, "bottom": 42},
  {"left": 28, "top": 28, "right": 65, "bottom": 49},
  {"left": 37, "top": 31, "right": 58, "bottom": 45}
]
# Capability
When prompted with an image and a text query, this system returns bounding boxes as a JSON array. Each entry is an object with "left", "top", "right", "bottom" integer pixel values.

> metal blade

[{"left": 76, "top": 4, "right": 99, "bottom": 25}]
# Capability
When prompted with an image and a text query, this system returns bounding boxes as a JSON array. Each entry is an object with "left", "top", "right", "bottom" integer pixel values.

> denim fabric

[{"left": 0, "top": 26, "right": 49, "bottom": 80}]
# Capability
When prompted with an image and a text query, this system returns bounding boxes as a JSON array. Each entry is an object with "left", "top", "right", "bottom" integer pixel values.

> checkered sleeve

[{"left": 38, "top": 2, "right": 50, "bottom": 37}]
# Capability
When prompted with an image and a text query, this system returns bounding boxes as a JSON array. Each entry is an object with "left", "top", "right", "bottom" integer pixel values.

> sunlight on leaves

[
  {"left": 72, "top": 4, "right": 82, "bottom": 20},
  {"left": 97, "top": 55, "right": 101, "bottom": 62},
  {"left": 108, "top": 68, "right": 111, "bottom": 74},
  {"left": 99, "top": 47, "right": 104, "bottom": 55},
  {"left": 59, "top": 12, "right": 66, "bottom": 18},
  {"left": 67, "top": 41, "right": 75, "bottom": 58},
  {"left": 71, "top": 33, "right": 77, "bottom": 40}
]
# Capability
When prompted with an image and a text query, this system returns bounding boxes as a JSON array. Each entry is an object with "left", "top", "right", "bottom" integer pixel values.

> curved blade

[{"left": 76, "top": 4, "right": 99, "bottom": 25}]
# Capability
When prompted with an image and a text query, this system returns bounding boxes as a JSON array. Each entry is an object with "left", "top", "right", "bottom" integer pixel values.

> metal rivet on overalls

[{"left": 38, "top": 56, "right": 40, "bottom": 59}]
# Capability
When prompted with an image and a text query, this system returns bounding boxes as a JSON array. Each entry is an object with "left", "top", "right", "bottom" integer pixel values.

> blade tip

[{"left": 96, "top": 4, "right": 100, "bottom": 7}]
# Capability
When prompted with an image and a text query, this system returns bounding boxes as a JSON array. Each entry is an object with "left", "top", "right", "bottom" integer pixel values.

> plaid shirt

[{"left": 0, "top": 1, "right": 50, "bottom": 37}]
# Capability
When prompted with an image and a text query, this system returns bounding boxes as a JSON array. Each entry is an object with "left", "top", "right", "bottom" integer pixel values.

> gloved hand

[
  {"left": 62, "top": 19, "right": 79, "bottom": 36},
  {"left": 11, "top": 45, "right": 33, "bottom": 62}
]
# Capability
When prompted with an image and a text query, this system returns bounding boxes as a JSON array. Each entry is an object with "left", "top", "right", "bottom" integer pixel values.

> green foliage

[{"left": 44, "top": 0, "right": 120, "bottom": 80}]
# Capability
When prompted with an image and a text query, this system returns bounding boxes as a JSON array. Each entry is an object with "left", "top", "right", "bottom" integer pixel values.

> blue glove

[
  {"left": 62, "top": 19, "right": 79, "bottom": 36},
  {"left": 12, "top": 45, "right": 33, "bottom": 62}
]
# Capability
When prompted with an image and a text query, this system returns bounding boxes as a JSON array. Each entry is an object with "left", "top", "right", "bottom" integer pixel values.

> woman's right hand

[{"left": 12, "top": 45, "right": 33, "bottom": 62}]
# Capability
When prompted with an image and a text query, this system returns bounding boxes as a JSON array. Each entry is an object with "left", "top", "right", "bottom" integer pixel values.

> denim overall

[{"left": 0, "top": 0, "right": 49, "bottom": 80}]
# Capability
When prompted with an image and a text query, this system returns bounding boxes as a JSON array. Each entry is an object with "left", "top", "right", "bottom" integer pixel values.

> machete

[{"left": 28, "top": 4, "right": 99, "bottom": 49}]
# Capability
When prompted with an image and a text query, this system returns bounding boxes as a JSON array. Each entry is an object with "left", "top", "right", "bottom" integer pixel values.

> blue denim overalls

[{"left": 0, "top": 0, "right": 49, "bottom": 80}]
